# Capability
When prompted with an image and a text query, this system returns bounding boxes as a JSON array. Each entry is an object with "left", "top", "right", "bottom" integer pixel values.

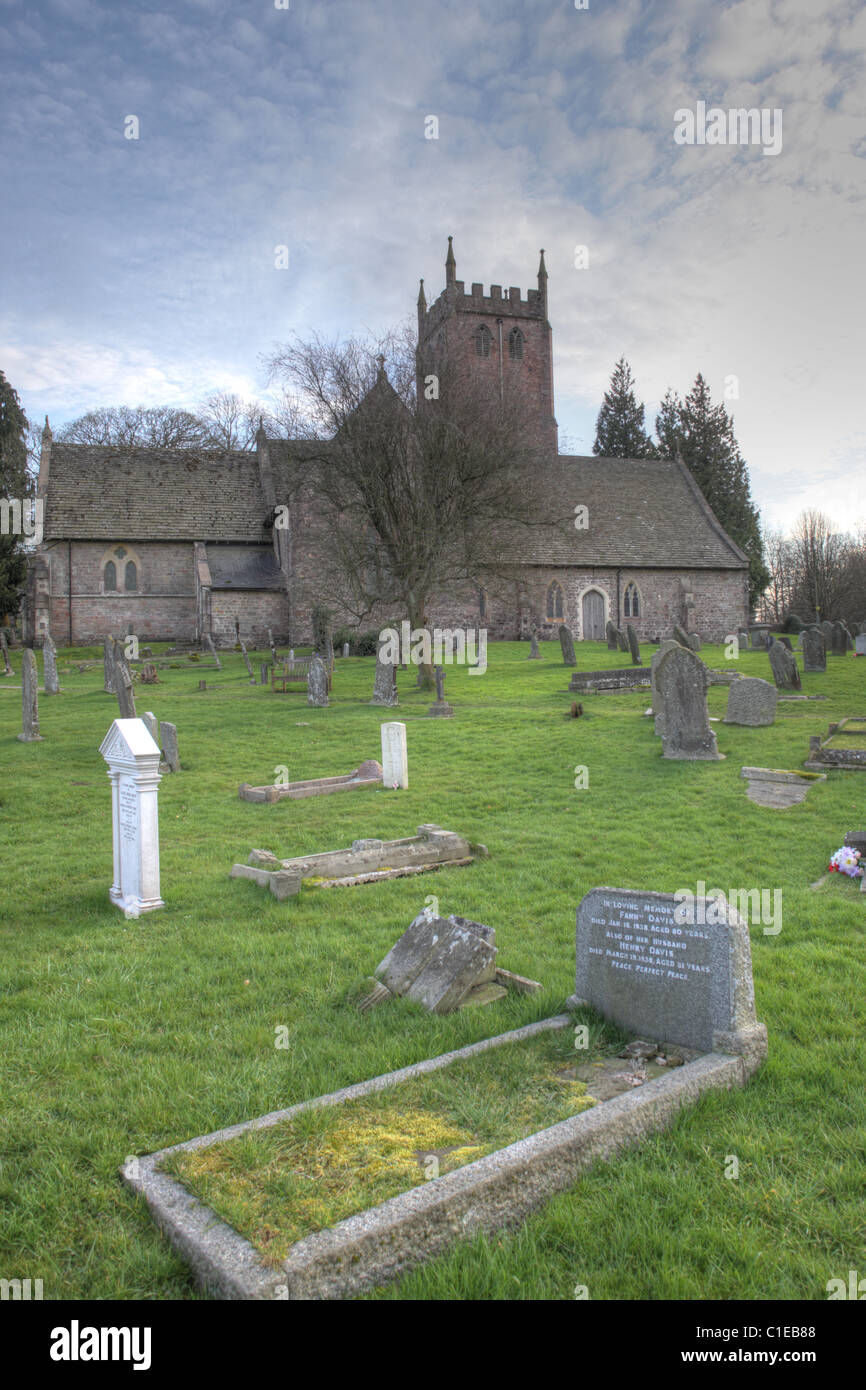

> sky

[{"left": 2, "top": 0, "right": 865, "bottom": 535}]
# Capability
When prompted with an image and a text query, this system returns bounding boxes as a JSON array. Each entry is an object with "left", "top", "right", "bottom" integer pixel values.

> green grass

[{"left": 1, "top": 639, "right": 864, "bottom": 1300}]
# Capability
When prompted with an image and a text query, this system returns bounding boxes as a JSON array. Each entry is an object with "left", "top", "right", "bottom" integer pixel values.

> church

[{"left": 26, "top": 239, "right": 749, "bottom": 647}]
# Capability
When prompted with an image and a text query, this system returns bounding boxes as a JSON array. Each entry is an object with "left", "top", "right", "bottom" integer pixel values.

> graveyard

[{"left": 1, "top": 636, "right": 865, "bottom": 1300}]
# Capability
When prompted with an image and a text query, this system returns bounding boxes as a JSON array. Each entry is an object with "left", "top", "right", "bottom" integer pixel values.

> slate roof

[
  {"left": 205, "top": 545, "right": 284, "bottom": 590},
  {"left": 43, "top": 444, "right": 269, "bottom": 541}
]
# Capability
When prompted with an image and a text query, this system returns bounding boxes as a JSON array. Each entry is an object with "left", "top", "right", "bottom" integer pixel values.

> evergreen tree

[
  {"left": 0, "top": 371, "right": 30, "bottom": 620},
  {"left": 592, "top": 358, "right": 655, "bottom": 457},
  {"left": 654, "top": 373, "right": 769, "bottom": 607}
]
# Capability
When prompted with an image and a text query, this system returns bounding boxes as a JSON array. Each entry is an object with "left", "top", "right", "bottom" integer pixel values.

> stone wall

[{"left": 41, "top": 540, "right": 198, "bottom": 645}]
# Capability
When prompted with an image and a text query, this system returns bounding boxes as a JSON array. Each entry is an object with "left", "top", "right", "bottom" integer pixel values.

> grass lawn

[{"left": 1, "top": 638, "right": 864, "bottom": 1301}]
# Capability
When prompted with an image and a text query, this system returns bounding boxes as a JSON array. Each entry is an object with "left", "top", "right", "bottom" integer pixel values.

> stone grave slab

[
  {"left": 741, "top": 766, "right": 826, "bottom": 807},
  {"left": 804, "top": 717, "right": 866, "bottom": 770},
  {"left": 239, "top": 760, "right": 383, "bottom": 803}
]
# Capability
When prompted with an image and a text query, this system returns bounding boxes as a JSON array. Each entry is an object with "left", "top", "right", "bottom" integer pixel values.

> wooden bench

[{"left": 271, "top": 657, "right": 333, "bottom": 693}]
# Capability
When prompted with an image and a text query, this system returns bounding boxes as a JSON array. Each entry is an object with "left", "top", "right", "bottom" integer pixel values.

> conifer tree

[
  {"left": 592, "top": 357, "right": 655, "bottom": 458},
  {"left": 0, "top": 371, "right": 30, "bottom": 619}
]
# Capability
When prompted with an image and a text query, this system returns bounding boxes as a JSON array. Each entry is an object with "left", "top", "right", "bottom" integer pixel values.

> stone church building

[{"left": 27, "top": 239, "right": 749, "bottom": 647}]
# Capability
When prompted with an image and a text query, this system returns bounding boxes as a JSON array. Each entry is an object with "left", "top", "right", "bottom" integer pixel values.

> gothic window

[
  {"left": 104, "top": 561, "right": 117, "bottom": 592},
  {"left": 624, "top": 582, "right": 640, "bottom": 618},
  {"left": 546, "top": 580, "right": 564, "bottom": 622},
  {"left": 474, "top": 324, "right": 491, "bottom": 358},
  {"left": 125, "top": 561, "right": 138, "bottom": 592},
  {"left": 508, "top": 328, "right": 523, "bottom": 361}
]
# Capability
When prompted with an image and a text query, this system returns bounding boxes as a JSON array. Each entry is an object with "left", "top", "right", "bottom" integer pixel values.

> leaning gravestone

[
  {"left": 206, "top": 635, "right": 222, "bottom": 670},
  {"left": 371, "top": 642, "right": 398, "bottom": 706},
  {"left": 767, "top": 639, "right": 801, "bottom": 691},
  {"left": 375, "top": 912, "right": 501, "bottom": 1014},
  {"left": 240, "top": 640, "right": 254, "bottom": 682},
  {"left": 527, "top": 631, "right": 541, "bottom": 659},
  {"left": 626, "top": 624, "right": 642, "bottom": 666},
  {"left": 17, "top": 649, "right": 43, "bottom": 742},
  {"left": 567, "top": 888, "right": 767, "bottom": 1070},
  {"left": 605, "top": 620, "right": 618, "bottom": 651},
  {"left": 655, "top": 645, "right": 722, "bottom": 760},
  {"left": 306, "top": 654, "right": 329, "bottom": 707},
  {"left": 142, "top": 711, "right": 160, "bottom": 746},
  {"left": 43, "top": 634, "right": 59, "bottom": 695},
  {"left": 616, "top": 627, "right": 629, "bottom": 653},
  {"left": 99, "top": 718, "right": 164, "bottom": 918},
  {"left": 103, "top": 639, "right": 116, "bottom": 694},
  {"left": 651, "top": 639, "right": 681, "bottom": 736},
  {"left": 160, "top": 721, "right": 180, "bottom": 773},
  {"left": 724, "top": 677, "right": 777, "bottom": 727},
  {"left": 802, "top": 627, "right": 826, "bottom": 673},
  {"left": 776, "top": 635, "right": 793, "bottom": 652},
  {"left": 114, "top": 646, "right": 137, "bottom": 719},
  {"left": 380, "top": 721, "right": 408, "bottom": 789},
  {"left": 558, "top": 625, "right": 576, "bottom": 667}
]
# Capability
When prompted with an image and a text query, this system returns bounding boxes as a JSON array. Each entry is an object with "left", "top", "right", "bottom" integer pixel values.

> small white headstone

[
  {"left": 380, "top": 721, "right": 408, "bottom": 790},
  {"left": 98, "top": 718, "right": 165, "bottom": 919},
  {"left": 855, "top": 634, "right": 866, "bottom": 657}
]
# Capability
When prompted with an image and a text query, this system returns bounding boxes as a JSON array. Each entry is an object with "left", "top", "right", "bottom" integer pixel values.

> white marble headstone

[
  {"left": 380, "top": 721, "right": 408, "bottom": 790},
  {"left": 99, "top": 718, "right": 165, "bottom": 919}
]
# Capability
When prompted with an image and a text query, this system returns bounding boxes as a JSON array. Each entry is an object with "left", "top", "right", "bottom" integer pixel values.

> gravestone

[
  {"left": 103, "top": 639, "right": 116, "bottom": 694},
  {"left": 429, "top": 664, "right": 454, "bottom": 717},
  {"left": 802, "top": 627, "right": 826, "bottom": 673},
  {"left": 380, "top": 721, "right": 408, "bottom": 789},
  {"left": 749, "top": 630, "right": 767, "bottom": 650},
  {"left": 306, "top": 654, "right": 329, "bottom": 707},
  {"left": 723, "top": 677, "right": 777, "bottom": 727},
  {"left": 260, "top": 663, "right": 270, "bottom": 686},
  {"left": 605, "top": 620, "right": 618, "bottom": 651},
  {"left": 0, "top": 629, "right": 11, "bottom": 675},
  {"left": 17, "top": 649, "right": 43, "bottom": 741},
  {"left": 688, "top": 633, "right": 702, "bottom": 652},
  {"left": 342, "top": 642, "right": 350, "bottom": 659},
  {"left": 819, "top": 620, "right": 834, "bottom": 645},
  {"left": 113, "top": 646, "right": 137, "bottom": 719},
  {"left": 650, "top": 639, "right": 680, "bottom": 736},
  {"left": 567, "top": 887, "right": 766, "bottom": 1070},
  {"left": 240, "top": 640, "right": 254, "bottom": 682},
  {"left": 767, "top": 639, "right": 801, "bottom": 691},
  {"left": 776, "top": 635, "right": 793, "bottom": 652},
  {"left": 672, "top": 624, "right": 691, "bottom": 649},
  {"left": 655, "top": 645, "right": 722, "bottom": 760},
  {"left": 736, "top": 629, "right": 748, "bottom": 652},
  {"left": 527, "top": 631, "right": 541, "bottom": 659},
  {"left": 626, "top": 624, "right": 642, "bottom": 666},
  {"left": 205, "top": 635, "right": 222, "bottom": 670},
  {"left": 375, "top": 912, "right": 501, "bottom": 1014},
  {"left": 142, "top": 711, "right": 160, "bottom": 746},
  {"left": 140, "top": 661, "right": 159, "bottom": 684},
  {"left": 855, "top": 634, "right": 866, "bottom": 657},
  {"left": 98, "top": 718, "right": 164, "bottom": 918},
  {"left": 371, "top": 642, "right": 398, "bottom": 706},
  {"left": 558, "top": 625, "right": 576, "bottom": 667},
  {"left": 616, "top": 627, "right": 629, "bottom": 653},
  {"left": 43, "top": 634, "right": 59, "bottom": 694},
  {"left": 160, "top": 721, "right": 180, "bottom": 773}
]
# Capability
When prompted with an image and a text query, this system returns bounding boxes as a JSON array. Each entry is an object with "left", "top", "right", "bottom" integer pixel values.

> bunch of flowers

[{"left": 828, "top": 846, "right": 863, "bottom": 878}]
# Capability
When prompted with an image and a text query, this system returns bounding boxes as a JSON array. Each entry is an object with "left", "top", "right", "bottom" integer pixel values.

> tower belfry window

[
  {"left": 474, "top": 324, "right": 491, "bottom": 358},
  {"left": 508, "top": 328, "right": 523, "bottom": 360}
]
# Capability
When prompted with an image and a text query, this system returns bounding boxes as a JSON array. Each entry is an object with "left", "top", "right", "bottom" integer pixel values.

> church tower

[{"left": 416, "top": 237, "right": 557, "bottom": 454}]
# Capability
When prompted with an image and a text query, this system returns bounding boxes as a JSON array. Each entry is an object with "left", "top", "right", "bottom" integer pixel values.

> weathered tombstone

[
  {"left": 767, "top": 640, "right": 801, "bottom": 691},
  {"left": 240, "top": 640, "right": 254, "bottom": 682},
  {"left": 260, "top": 663, "right": 270, "bottom": 686},
  {"left": 17, "top": 649, "right": 43, "bottom": 741},
  {"left": 723, "top": 677, "right": 777, "bottom": 727},
  {"left": 160, "top": 721, "right": 180, "bottom": 773},
  {"left": 626, "top": 624, "right": 642, "bottom": 666},
  {"left": 688, "top": 633, "right": 702, "bottom": 652},
  {"left": 98, "top": 718, "right": 164, "bottom": 918},
  {"left": 380, "top": 721, "right": 408, "bottom": 789},
  {"left": 567, "top": 888, "right": 767, "bottom": 1070},
  {"left": 371, "top": 642, "right": 398, "bottom": 706},
  {"left": 655, "top": 645, "right": 722, "bottom": 760},
  {"left": 0, "top": 628, "right": 11, "bottom": 675},
  {"left": 205, "top": 635, "right": 222, "bottom": 670},
  {"left": 142, "top": 711, "right": 160, "bottom": 745},
  {"left": 672, "top": 623, "right": 691, "bottom": 648},
  {"left": 103, "top": 639, "right": 116, "bottom": 694},
  {"left": 605, "top": 619, "right": 618, "bottom": 651},
  {"left": 819, "top": 620, "right": 834, "bottom": 645},
  {"left": 776, "top": 635, "right": 793, "bottom": 652},
  {"left": 43, "top": 634, "right": 59, "bottom": 694},
  {"left": 375, "top": 912, "right": 500, "bottom": 1014},
  {"left": 616, "top": 627, "right": 629, "bottom": 653},
  {"left": 527, "top": 631, "right": 541, "bottom": 659},
  {"left": 342, "top": 642, "right": 350, "bottom": 659},
  {"left": 802, "top": 627, "right": 826, "bottom": 673},
  {"left": 140, "top": 661, "right": 159, "bottom": 684},
  {"left": 736, "top": 628, "right": 749, "bottom": 652},
  {"left": 650, "top": 639, "right": 681, "bottom": 736},
  {"left": 306, "top": 654, "right": 329, "bottom": 707},
  {"left": 114, "top": 647, "right": 137, "bottom": 719},
  {"left": 749, "top": 630, "right": 767, "bottom": 650},
  {"left": 558, "top": 624, "right": 576, "bottom": 667},
  {"left": 855, "top": 634, "right": 866, "bottom": 657},
  {"left": 429, "top": 664, "right": 454, "bottom": 717}
]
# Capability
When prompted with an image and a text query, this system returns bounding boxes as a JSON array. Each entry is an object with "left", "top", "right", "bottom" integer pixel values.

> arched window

[
  {"left": 474, "top": 324, "right": 491, "bottom": 358},
  {"left": 624, "top": 582, "right": 640, "bottom": 618},
  {"left": 546, "top": 580, "right": 564, "bottom": 622},
  {"left": 104, "top": 561, "right": 117, "bottom": 592},
  {"left": 508, "top": 328, "right": 523, "bottom": 361},
  {"left": 125, "top": 561, "right": 138, "bottom": 592}
]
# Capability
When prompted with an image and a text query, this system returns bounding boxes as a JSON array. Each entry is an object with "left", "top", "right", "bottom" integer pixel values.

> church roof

[
  {"left": 205, "top": 545, "right": 284, "bottom": 589},
  {"left": 517, "top": 455, "right": 749, "bottom": 570}
]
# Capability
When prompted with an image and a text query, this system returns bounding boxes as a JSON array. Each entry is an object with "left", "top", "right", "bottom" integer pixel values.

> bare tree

[
  {"left": 58, "top": 405, "right": 211, "bottom": 449},
  {"left": 265, "top": 328, "right": 559, "bottom": 685}
]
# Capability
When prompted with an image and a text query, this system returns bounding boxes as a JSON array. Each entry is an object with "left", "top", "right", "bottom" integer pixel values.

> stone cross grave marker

[
  {"left": 43, "top": 634, "right": 59, "bottom": 694},
  {"left": 567, "top": 887, "right": 767, "bottom": 1069},
  {"left": 98, "top": 718, "right": 165, "bottom": 918},
  {"left": 17, "top": 649, "right": 43, "bottom": 741},
  {"left": 380, "top": 721, "right": 408, "bottom": 789},
  {"left": 655, "top": 644, "right": 722, "bottom": 760},
  {"left": 558, "top": 624, "right": 576, "bottom": 666}
]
